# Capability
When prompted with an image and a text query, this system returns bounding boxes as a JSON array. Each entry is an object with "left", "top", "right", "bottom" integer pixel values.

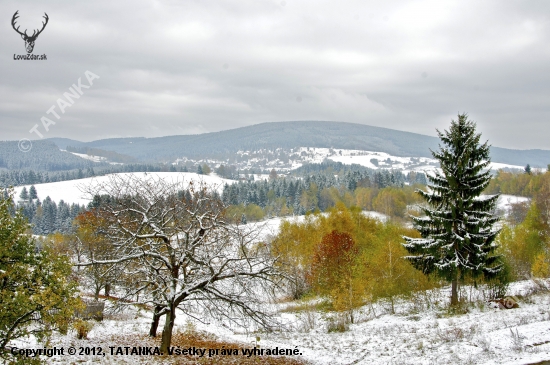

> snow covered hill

[
  {"left": 175, "top": 147, "right": 528, "bottom": 178},
  {"left": 12, "top": 172, "right": 234, "bottom": 206},
  {"left": 45, "top": 121, "right": 550, "bottom": 168}
]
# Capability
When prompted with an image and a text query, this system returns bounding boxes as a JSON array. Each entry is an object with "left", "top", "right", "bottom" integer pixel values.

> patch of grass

[
  {"left": 279, "top": 299, "right": 332, "bottom": 313},
  {"left": 523, "top": 279, "right": 550, "bottom": 299},
  {"left": 436, "top": 298, "right": 472, "bottom": 318},
  {"left": 326, "top": 313, "right": 349, "bottom": 333},
  {"left": 509, "top": 327, "right": 525, "bottom": 352},
  {"left": 72, "top": 319, "right": 95, "bottom": 340},
  {"left": 437, "top": 327, "right": 466, "bottom": 343},
  {"left": 407, "top": 314, "right": 422, "bottom": 322}
]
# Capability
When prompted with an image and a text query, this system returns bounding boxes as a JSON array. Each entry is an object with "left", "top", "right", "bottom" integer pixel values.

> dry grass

[
  {"left": 278, "top": 299, "right": 332, "bottom": 313},
  {"left": 106, "top": 330, "right": 310, "bottom": 365}
]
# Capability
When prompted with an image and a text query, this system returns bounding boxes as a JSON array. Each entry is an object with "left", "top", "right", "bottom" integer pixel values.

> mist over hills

[{"left": 2, "top": 121, "right": 550, "bottom": 171}]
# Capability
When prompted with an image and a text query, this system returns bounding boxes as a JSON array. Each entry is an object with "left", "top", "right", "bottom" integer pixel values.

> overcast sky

[{"left": 1, "top": 0, "right": 549, "bottom": 149}]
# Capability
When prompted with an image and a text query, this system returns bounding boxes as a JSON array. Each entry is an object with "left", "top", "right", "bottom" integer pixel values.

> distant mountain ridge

[
  {"left": 2, "top": 121, "right": 547, "bottom": 171},
  {"left": 45, "top": 121, "right": 550, "bottom": 167},
  {"left": 48, "top": 121, "right": 436, "bottom": 161}
]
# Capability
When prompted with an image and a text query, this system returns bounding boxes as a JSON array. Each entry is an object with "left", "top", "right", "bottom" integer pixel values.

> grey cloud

[{"left": 0, "top": 0, "right": 549, "bottom": 149}]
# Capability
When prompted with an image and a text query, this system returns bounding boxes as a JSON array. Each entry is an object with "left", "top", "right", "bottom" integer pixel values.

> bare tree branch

[{"left": 79, "top": 174, "right": 281, "bottom": 351}]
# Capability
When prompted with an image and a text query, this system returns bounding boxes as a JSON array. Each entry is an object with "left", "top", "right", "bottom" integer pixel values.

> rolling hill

[
  {"left": 47, "top": 121, "right": 550, "bottom": 167},
  {"left": 2, "top": 121, "right": 549, "bottom": 170}
]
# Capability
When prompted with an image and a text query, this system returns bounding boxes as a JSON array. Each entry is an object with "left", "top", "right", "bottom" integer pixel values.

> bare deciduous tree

[
  {"left": 79, "top": 174, "right": 279, "bottom": 353},
  {"left": 71, "top": 211, "right": 127, "bottom": 300}
]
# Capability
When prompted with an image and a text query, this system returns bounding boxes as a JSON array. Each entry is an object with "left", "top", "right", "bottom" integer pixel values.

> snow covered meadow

[
  {"left": 12, "top": 172, "right": 235, "bottom": 206},
  {"left": 232, "top": 147, "right": 528, "bottom": 175},
  {"left": 15, "top": 248, "right": 550, "bottom": 365}
]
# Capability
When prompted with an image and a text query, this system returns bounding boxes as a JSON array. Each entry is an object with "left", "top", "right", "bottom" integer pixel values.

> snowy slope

[
  {"left": 65, "top": 151, "right": 107, "bottom": 163},
  {"left": 247, "top": 211, "right": 388, "bottom": 242},
  {"left": 495, "top": 194, "right": 530, "bottom": 211},
  {"left": 12, "top": 172, "right": 234, "bottom": 205},
  {"left": 292, "top": 147, "right": 526, "bottom": 173},
  {"left": 8, "top": 196, "right": 550, "bottom": 365},
  {"left": 22, "top": 278, "right": 550, "bottom": 364}
]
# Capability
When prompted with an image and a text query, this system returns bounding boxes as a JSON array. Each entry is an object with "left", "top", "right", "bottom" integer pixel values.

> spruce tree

[
  {"left": 19, "top": 187, "right": 29, "bottom": 201},
  {"left": 29, "top": 185, "right": 38, "bottom": 200},
  {"left": 403, "top": 114, "right": 502, "bottom": 305}
]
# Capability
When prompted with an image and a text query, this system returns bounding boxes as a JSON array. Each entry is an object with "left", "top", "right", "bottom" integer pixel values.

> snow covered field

[
  {"left": 12, "top": 172, "right": 234, "bottom": 205},
  {"left": 290, "top": 147, "right": 441, "bottom": 174},
  {"left": 291, "top": 147, "right": 526, "bottom": 174},
  {"left": 13, "top": 279, "right": 550, "bottom": 364},
  {"left": 495, "top": 195, "right": 531, "bottom": 213}
]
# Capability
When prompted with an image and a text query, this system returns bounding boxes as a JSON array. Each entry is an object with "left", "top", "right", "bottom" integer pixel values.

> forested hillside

[
  {"left": 44, "top": 121, "right": 550, "bottom": 167},
  {"left": 0, "top": 140, "right": 98, "bottom": 171},
  {"left": 2, "top": 122, "right": 549, "bottom": 175}
]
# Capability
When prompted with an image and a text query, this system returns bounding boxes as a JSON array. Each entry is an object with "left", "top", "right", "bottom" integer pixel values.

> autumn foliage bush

[
  {"left": 309, "top": 230, "right": 357, "bottom": 290},
  {"left": 271, "top": 203, "right": 434, "bottom": 316},
  {"left": 307, "top": 230, "right": 364, "bottom": 318}
]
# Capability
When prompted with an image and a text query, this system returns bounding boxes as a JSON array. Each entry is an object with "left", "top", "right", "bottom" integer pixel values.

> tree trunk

[
  {"left": 451, "top": 278, "right": 458, "bottom": 306},
  {"left": 149, "top": 305, "right": 163, "bottom": 337},
  {"left": 160, "top": 304, "right": 176, "bottom": 354},
  {"left": 94, "top": 286, "right": 100, "bottom": 301},
  {"left": 104, "top": 283, "right": 111, "bottom": 298}
]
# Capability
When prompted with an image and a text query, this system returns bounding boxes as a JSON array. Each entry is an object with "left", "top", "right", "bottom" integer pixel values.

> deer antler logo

[{"left": 12, "top": 11, "right": 49, "bottom": 54}]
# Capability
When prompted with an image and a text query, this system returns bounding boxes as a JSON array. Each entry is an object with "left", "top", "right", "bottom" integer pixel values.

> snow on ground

[
  {"left": 293, "top": 147, "right": 440, "bottom": 174},
  {"left": 489, "top": 162, "right": 529, "bottom": 171},
  {"left": 8, "top": 210, "right": 550, "bottom": 365},
  {"left": 254, "top": 280, "right": 550, "bottom": 365},
  {"left": 253, "top": 174, "right": 272, "bottom": 181},
  {"left": 292, "top": 147, "right": 527, "bottom": 174},
  {"left": 496, "top": 195, "right": 531, "bottom": 212},
  {"left": 249, "top": 211, "right": 388, "bottom": 242},
  {"left": 65, "top": 151, "right": 108, "bottom": 163},
  {"left": 14, "top": 280, "right": 550, "bottom": 364},
  {"left": 12, "top": 172, "right": 234, "bottom": 205}
]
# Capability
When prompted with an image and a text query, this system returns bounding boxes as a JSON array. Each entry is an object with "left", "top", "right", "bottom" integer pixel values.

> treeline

[
  {"left": 12, "top": 169, "right": 427, "bottom": 235},
  {"left": 291, "top": 160, "right": 428, "bottom": 183},
  {"left": 496, "top": 171, "right": 550, "bottom": 280},
  {"left": 16, "top": 196, "right": 86, "bottom": 235},
  {"left": 292, "top": 160, "right": 370, "bottom": 176},
  {"left": 222, "top": 169, "right": 427, "bottom": 221},
  {"left": 486, "top": 168, "right": 550, "bottom": 197},
  {"left": 0, "top": 168, "right": 97, "bottom": 187},
  {"left": 0, "top": 163, "right": 191, "bottom": 188}
]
